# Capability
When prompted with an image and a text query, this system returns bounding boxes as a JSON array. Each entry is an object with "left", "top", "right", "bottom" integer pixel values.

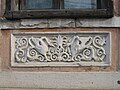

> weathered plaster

[
  {"left": 0, "top": 72, "right": 120, "bottom": 90},
  {"left": 1, "top": 16, "right": 120, "bottom": 29},
  {"left": 20, "top": 19, "right": 48, "bottom": 28}
]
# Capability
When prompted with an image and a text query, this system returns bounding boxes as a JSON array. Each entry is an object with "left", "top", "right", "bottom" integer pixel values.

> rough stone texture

[
  {"left": 48, "top": 19, "right": 62, "bottom": 28},
  {"left": 48, "top": 19, "right": 75, "bottom": 28},
  {"left": 0, "top": 17, "right": 120, "bottom": 29},
  {"left": 20, "top": 19, "right": 48, "bottom": 28},
  {"left": 61, "top": 19, "right": 75, "bottom": 28},
  {"left": 0, "top": 19, "right": 20, "bottom": 29},
  {"left": 76, "top": 17, "right": 120, "bottom": 27}
]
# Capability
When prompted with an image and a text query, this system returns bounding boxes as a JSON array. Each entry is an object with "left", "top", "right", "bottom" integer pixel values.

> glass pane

[
  {"left": 65, "top": 0, "right": 97, "bottom": 9},
  {"left": 26, "top": 0, "right": 53, "bottom": 9}
]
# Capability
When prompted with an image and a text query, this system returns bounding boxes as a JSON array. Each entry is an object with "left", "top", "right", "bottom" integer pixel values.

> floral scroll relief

[
  {"left": 11, "top": 32, "right": 110, "bottom": 66},
  {"left": 11, "top": 33, "right": 110, "bottom": 66}
]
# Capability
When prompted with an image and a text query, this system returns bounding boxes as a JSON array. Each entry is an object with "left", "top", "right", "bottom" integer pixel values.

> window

[
  {"left": 5, "top": 0, "right": 113, "bottom": 19},
  {"left": 25, "top": 0, "right": 97, "bottom": 9}
]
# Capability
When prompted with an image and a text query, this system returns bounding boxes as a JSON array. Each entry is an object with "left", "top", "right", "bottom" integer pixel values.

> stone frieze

[{"left": 11, "top": 32, "right": 110, "bottom": 67}]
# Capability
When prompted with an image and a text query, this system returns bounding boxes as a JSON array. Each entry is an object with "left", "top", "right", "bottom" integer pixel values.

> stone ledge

[
  {"left": 0, "top": 17, "right": 120, "bottom": 29},
  {"left": 0, "top": 72, "right": 120, "bottom": 89}
]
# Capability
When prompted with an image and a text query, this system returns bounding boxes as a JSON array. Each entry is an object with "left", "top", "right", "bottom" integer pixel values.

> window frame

[{"left": 4, "top": 0, "right": 113, "bottom": 19}]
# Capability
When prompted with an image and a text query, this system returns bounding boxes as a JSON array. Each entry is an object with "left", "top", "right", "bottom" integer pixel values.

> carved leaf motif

[{"left": 12, "top": 32, "right": 110, "bottom": 66}]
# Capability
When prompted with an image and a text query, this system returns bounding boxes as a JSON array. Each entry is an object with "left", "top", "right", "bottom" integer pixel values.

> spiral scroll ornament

[{"left": 12, "top": 33, "right": 109, "bottom": 66}]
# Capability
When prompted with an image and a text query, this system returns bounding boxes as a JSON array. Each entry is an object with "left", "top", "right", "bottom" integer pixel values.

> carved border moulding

[{"left": 11, "top": 32, "right": 111, "bottom": 67}]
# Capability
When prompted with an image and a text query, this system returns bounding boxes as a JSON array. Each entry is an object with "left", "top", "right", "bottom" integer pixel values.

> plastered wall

[
  {"left": 0, "top": 28, "right": 119, "bottom": 72},
  {"left": 0, "top": 0, "right": 120, "bottom": 89}
]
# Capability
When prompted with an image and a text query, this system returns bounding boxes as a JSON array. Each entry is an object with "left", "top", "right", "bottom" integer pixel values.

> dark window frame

[{"left": 4, "top": 0, "right": 113, "bottom": 19}]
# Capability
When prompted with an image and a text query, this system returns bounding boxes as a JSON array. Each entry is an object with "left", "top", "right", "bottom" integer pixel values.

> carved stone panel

[{"left": 11, "top": 32, "right": 111, "bottom": 67}]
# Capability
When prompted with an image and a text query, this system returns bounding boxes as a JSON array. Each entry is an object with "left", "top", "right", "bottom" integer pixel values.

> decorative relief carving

[{"left": 11, "top": 32, "right": 110, "bottom": 66}]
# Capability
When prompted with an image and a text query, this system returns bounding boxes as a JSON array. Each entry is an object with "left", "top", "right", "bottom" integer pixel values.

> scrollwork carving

[{"left": 11, "top": 32, "right": 110, "bottom": 66}]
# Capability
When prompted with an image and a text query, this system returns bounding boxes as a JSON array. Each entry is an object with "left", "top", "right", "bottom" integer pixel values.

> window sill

[
  {"left": 1, "top": 16, "right": 120, "bottom": 29},
  {"left": 4, "top": 9, "right": 113, "bottom": 19}
]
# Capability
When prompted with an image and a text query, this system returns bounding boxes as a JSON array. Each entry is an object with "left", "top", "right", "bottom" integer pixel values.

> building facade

[{"left": 0, "top": 0, "right": 120, "bottom": 90}]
